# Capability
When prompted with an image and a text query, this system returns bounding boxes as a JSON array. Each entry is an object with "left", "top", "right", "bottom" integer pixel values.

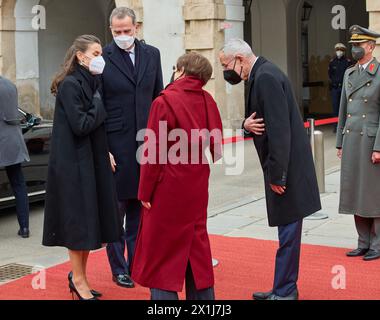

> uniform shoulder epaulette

[{"left": 346, "top": 64, "right": 356, "bottom": 74}]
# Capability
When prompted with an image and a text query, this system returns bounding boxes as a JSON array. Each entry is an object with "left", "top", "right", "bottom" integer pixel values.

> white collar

[
  {"left": 360, "top": 57, "right": 374, "bottom": 71},
  {"left": 126, "top": 45, "right": 135, "bottom": 55},
  {"left": 248, "top": 56, "right": 259, "bottom": 80}
]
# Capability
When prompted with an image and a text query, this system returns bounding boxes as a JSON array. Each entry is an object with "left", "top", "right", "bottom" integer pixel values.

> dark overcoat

[
  {"left": 101, "top": 39, "right": 163, "bottom": 200},
  {"left": 43, "top": 65, "right": 122, "bottom": 250},
  {"left": 131, "top": 77, "right": 223, "bottom": 292},
  {"left": 246, "top": 57, "right": 321, "bottom": 227}
]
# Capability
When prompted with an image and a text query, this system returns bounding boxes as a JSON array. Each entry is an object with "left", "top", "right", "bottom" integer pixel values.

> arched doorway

[
  {"left": 300, "top": 0, "right": 369, "bottom": 118},
  {"left": 245, "top": 0, "right": 369, "bottom": 118},
  {"left": 2, "top": 0, "right": 116, "bottom": 117},
  {"left": 38, "top": 0, "right": 116, "bottom": 118}
]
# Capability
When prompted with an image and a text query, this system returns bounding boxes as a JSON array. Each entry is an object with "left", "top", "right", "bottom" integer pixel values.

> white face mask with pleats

[
  {"left": 114, "top": 35, "right": 135, "bottom": 50},
  {"left": 89, "top": 56, "right": 106, "bottom": 75},
  {"left": 336, "top": 50, "right": 344, "bottom": 59}
]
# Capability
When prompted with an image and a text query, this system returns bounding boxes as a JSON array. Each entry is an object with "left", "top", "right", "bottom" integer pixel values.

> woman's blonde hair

[{"left": 51, "top": 35, "right": 101, "bottom": 96}]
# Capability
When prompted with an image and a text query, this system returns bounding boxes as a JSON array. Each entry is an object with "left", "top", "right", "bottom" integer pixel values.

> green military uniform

[{"left": 336, "top": 25, "right": 380, "bottom": 258}]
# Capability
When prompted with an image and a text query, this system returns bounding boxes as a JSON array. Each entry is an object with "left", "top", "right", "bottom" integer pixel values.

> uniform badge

[{"left": 369, "top": 63, "right": 375, "bottom": 72}]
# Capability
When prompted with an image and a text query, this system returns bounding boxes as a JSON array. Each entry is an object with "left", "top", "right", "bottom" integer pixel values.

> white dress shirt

[{"left": 360, "top": 58, "right": 374, "bottom": 72}]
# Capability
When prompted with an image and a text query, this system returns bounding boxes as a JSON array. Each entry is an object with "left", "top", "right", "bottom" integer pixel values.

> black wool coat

[
  {"left": 43, "top": 65, "right": 123, "bottom": 250},
  {"left": 245, "top": 57, "right": 321, "bottom": 227},
  {"left": 101, "top": 39, "right": 164, "bottom": 200}
]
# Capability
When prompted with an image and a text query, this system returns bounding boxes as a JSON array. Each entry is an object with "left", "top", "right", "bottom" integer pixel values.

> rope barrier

[{"left": 222, "top": 117, "right": 339, "bottom": 145}]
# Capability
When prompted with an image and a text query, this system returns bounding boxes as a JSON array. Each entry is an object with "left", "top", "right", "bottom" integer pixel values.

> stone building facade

[{"left": 0, "top": 0, "right": 378, "bottom": 128}]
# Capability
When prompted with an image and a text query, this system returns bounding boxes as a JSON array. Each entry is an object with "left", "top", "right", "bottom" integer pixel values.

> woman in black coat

[{"left": 43, "top": 35, "right": 122, "bottom": 300}]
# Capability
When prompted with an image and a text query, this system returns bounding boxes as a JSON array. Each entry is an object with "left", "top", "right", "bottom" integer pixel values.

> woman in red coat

[{"left": 131, "top": 52, "right": 223, "bottom": 300}]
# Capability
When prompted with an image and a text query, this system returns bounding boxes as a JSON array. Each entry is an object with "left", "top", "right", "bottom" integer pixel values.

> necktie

[
  {"left": 122, "top": 50, "right": 134, "bottom": 74},
  {"left": 359, "top": 65, "right": 364, "bottom": 74},
  {"left": 128, "top": 51, "right": 135, "bottom": 68}
]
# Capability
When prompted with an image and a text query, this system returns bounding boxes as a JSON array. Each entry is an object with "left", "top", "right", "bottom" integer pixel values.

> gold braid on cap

[{"left": 351, "top": 34, "right": 377, "bottom": 41}]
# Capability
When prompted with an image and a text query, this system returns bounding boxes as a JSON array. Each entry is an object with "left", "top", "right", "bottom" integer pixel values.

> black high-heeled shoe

[
  {"left": 68, "top": 271, "right": 102, "bottom": 298},
  {"left": 68, "top": 275, "right": 98, "bottom": 300}
]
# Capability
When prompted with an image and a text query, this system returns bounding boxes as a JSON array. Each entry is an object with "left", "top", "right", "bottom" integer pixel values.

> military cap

[{"left": 349, "top": 25, "right": 380, "bottom": 43}]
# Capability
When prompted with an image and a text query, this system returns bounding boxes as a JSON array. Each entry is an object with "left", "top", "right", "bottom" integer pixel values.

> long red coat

[{"left": 131, "top": 76, "right": 223, "bottom": 292}]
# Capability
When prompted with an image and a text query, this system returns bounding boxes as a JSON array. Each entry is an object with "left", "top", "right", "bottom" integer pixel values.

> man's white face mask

[{"left": 114, "top": 34, "right": 135, "bottom": 50}]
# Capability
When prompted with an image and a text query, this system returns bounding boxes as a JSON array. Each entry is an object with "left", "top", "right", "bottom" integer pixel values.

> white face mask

[
  {"left": 336, "top": 50, "right": 344, "bottom": 58},
  {"left": 114, "top": 34, "right": 135, "bottom": 50},
  {"left": 89, "top": 56, "right": 106, "bottom": 75}
]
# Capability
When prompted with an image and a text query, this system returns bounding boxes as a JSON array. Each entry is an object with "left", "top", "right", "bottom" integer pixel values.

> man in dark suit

[
  {"left": 101, "top": 7, "right": 163, "bottom": 288},
  {"left": 219, "top": 39, "right": 321, "bottom": 300}
]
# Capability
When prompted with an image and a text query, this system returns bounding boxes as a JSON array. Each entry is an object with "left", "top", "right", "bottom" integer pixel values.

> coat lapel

[
  {"left": 347, "top": 58, "right": 379, "bottom": 96},
  {"left": 72, "top": 69, "right": 93, "bottom": 102},
  {"left": 136, "top": 40, "right": 150, "bottom": 85},
  {"left": 107, "top": 41, "right": 136, "bottom": 84}
]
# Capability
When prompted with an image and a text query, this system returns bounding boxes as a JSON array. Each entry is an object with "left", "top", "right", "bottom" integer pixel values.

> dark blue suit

[
  {"left": 101, "top": 39, "right": 163, "bottom": 275},
  {"left": 328, "top": 56, "right": 352, "bottom": 117}
]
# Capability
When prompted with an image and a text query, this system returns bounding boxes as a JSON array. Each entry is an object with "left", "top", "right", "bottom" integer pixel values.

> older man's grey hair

[
  {"left": 222, "top": 39, "right": 254, "bottom": 58},
  {"left": 110, "top": 7, "right": 136, "bottom": 26}
]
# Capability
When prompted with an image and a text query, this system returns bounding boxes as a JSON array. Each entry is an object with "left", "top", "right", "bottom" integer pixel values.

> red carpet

[{"left": 0, "top": 235, "right": 379, "bottom": 300}]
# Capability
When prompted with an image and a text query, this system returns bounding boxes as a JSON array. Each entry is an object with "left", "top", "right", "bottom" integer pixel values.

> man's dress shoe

[
  {"left": 265, "top": 289, "right": 299, "bottom": 301},
  {"left": 112, "top": 274, "right": 135, "bottom": 288},
  {"left": 363, "top": 250, "right": 380, "bottom": 261},
  {"left": 18, "top": 228, "right": 30, "bottom": 238},
  {"left": 253, "top": 291, "right": 272, "bottom": 300},
  {"left": 346, "top": 248, "right": 369, "bottom": 257}
]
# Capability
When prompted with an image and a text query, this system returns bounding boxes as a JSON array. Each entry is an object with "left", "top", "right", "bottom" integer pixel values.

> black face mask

[
  {"left": 223, "top": 59, "right": 243, "bottom": 85},
  {"left": 351, "top": 46, "right": 365, "bottom": 61},
  {"left": 169, "top": 69, "right": 185, "bottom": 86}
]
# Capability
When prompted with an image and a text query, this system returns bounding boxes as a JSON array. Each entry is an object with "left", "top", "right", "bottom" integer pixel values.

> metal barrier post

[
  {"left": 308, "top": 118, "right": 315, "bottom": 158},
  {"left": 314, "top": 130, "right": 325, "bottom": 193}
]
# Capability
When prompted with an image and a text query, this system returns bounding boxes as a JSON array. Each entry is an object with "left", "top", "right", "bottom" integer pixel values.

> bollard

[
  {"left": 314, "top": 131, "right": 325, "bottom": 193},
  {"left": 308, "top": 118, "right": 315, "bottom": 158}
]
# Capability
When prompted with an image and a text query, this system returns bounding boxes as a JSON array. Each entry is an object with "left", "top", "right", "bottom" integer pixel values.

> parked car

[{"left": 0, "top": 109, "right": 52, "bottom": 209}]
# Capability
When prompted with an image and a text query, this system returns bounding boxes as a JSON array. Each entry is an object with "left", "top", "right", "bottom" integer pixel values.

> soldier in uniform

[
  {"left": 328, "top": 43, "right": 352, "bottom": 132},
  {"left": 336, "top": 25, "right": 380, "bottom": 261}
]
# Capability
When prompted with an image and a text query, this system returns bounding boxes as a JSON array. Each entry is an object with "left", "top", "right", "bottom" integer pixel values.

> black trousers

[
  {"left": 106, "top": 199, "right": 141, "bottom": 275},
  {"left": 5, "top": 163, "right": 29, "bottom": 229},
  {"left": 150, "top": 263, "right": 215, "bottom": 300}
]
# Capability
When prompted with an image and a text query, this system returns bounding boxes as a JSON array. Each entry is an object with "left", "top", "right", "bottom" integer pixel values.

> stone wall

[{"left": 367, "top": 0, "right": 380, "bottom": 60}]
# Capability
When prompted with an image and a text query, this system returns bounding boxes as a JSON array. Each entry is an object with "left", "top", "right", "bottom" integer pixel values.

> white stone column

[
  {"left": 14, "top": 0, "right": 40, "bottom": 115},
  {"left": 0, "top": 0, "right": 17, "bottom": 81},
  {"left": 184, "top": 0, "right": 245, "bottom": 129},
  {"left": 367, "top": 0, "right": 380, "bottom": 60}
]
